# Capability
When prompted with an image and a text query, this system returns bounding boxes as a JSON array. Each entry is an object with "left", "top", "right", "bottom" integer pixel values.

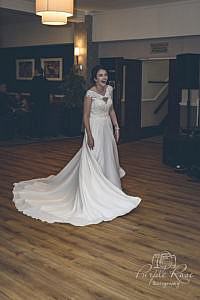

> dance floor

[{"left": 0, "top": 137, "right": 199, "bottom": 300}]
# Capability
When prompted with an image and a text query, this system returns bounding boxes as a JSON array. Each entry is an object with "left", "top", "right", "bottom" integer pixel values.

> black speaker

[
  {"left": 163, "top": 135, "right": 200, "bottom": 167},
  {"left": 176, "top": 53, "right": 200, "bottom": 89}
]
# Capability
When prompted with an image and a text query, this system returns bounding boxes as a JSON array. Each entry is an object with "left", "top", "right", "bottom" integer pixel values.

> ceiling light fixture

[{"left": 36, "top": 0, "right": 73, "bottom": 25}]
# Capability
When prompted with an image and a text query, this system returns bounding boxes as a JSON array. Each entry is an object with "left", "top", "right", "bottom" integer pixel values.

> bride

[{"left": 12, "top": 65, "right": 141, "bottom": 226}]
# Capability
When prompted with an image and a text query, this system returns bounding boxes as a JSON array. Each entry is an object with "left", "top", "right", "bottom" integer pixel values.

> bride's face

[{"left": 95, "top": 69, "right": 108, "bottom": 87}]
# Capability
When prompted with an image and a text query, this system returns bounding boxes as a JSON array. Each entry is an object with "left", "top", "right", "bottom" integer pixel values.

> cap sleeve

[{"left": 85, "top": 90, "right": 93, "bottom": 98}]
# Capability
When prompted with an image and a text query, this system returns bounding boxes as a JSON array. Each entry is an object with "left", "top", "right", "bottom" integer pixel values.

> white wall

[
  {"left": 0, "top": 20, "right": 74, "bottom": 48},
  {"left": 93, "top": 0, "right": 200, "bottom": 42},
  {"left": 99, "top": 35, "right": 200, "bottom": 60}
]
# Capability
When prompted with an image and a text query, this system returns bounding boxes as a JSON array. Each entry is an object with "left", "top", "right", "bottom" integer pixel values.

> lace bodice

[{"left": 86, "top": 85, "right": 113, "bottom": 118}]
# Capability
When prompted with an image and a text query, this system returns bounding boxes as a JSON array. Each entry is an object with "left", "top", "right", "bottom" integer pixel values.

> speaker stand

[
  {"left": 197, "top": 89, "right": 200, "bottom": 128},
  {"left": 187, "top": 88, "right": 191, "bottom": 135}
]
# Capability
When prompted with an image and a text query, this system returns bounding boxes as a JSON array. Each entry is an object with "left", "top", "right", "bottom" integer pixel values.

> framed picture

[
  {"left": 16, "top": 59, "right": 35, "bottom": 80},
  {"left": 41, "top": 58, "right": 63, "bottom": 81}
]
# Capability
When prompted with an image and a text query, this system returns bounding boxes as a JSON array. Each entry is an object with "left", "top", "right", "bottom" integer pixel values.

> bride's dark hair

[{"left": 90, "top": 65, "right": 109, "bottom": 84}]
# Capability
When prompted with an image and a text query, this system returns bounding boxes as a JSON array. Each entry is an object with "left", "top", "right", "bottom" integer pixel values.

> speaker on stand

[
  {"left": 163, "top": 54, "right": 200, "bottom": 177},
  {"left": 176, "top": 53, "right": 200, "bottom": 135},
  {"left": 197, "top": 57, "right": 200, "bottom": 130}
]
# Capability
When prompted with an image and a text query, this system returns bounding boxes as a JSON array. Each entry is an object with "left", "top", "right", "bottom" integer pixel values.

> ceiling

[
  {"left": 26, "top": 0, "right": 192, "bottom": 12},
  {"left": 0, "top": 0, "right": 194, "bottom": 26}
]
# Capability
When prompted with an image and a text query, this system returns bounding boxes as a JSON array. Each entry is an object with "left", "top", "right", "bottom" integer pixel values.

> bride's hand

[
  {"left": 114, "top": 128, "right": 120, "bottom": 143},
  {"left": 88, "top": 135, "right": 94, "bottom": 150}
]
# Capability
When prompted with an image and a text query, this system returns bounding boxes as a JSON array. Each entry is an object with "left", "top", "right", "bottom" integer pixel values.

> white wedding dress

[{"left": 12, "top": 85, "right": 141, "bottom": 226}]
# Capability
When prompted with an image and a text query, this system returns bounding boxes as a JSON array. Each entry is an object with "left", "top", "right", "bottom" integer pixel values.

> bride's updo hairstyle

[{"left": 90, "top": 65, "right": 109, "bottom": 85}]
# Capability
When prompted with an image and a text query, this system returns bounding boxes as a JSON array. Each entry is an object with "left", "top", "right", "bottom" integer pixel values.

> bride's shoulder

[
  {"left": 88, "top": 86, "right": 96, "bottom": 92},
  {"left": 85, "top": 88, "right": 95, "bottom": 97},
  {"left": 86, "top": 84, "right": 97, "bottom": 92}
]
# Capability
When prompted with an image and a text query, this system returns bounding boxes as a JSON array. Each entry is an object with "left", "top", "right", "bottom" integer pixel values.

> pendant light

[{"left": 36, "top": 0, "right": 73, "bottom": 25}]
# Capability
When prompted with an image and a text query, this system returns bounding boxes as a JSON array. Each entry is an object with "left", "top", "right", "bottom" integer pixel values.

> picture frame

[
  {"left": 16, "top": 59, "right": 35, "bottom": 80},
  {"left": 41, "top": 58, "right": 63, "bottom": 81}
]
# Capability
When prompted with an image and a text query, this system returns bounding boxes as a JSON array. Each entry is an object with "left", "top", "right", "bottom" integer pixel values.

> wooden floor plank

[{"left": 0, "top": 138, "right": 199, "bottom": 300}]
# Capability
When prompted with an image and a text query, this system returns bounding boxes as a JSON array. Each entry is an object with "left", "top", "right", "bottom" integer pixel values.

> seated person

[
  {"left": 0, "top": 80, "right": 15, "bottom": 139},
  {"left": 14, "top": 93, "right": 32, "bottom": 138},
  {"left": 0, "top": 81, "right": 13, "bottom": 116}
]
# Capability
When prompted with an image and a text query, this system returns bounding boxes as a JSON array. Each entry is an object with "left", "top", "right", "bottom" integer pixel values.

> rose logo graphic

[
  {"left": 152, "top": 251, "right": 176, "bottom": 269},
  {"left": 136, "top": 250, "right": 193, "bottom": 288}
]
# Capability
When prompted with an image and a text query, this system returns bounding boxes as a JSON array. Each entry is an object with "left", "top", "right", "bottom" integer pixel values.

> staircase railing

[{"left": 154, "top": 94, "right": 168, "bottom": 114}]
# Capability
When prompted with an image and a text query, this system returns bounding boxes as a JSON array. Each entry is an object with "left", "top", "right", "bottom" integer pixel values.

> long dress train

[{"left": 12, "top": 85, "right": 141, "bottom": 226}]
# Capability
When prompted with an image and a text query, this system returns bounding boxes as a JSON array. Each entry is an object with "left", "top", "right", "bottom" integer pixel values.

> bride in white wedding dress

[{"left": 12, "top": 65, "right": 141, "bottom": 226}]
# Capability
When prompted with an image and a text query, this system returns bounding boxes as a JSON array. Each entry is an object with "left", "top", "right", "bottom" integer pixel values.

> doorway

[{"left": 141, "top": 59, "right": 170, "bottom": 137}]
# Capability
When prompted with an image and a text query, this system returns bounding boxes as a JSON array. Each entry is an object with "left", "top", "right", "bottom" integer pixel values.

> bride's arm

[
  {"left": 83, "top": 96, "right": 92, "bottom": 135},
  {"left": 109, "top": 105, "right": 120, "bottom": 129},
  {"left": 83, "top": 96, "right": 94, "bottom": 149},
  {"left": 109, "top": 105, "right": 120, "bottom": 142},
  {"left": 108, "top": 85, "right": 120, "bottom": 130}
]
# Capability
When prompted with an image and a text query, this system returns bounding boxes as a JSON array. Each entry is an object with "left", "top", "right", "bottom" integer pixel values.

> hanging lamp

[
  {"left": 41, "top": 12, "right": 68, "bottom": 25},
  {"left": 36, "top": 0, "right": 73, "bottom": 25}
]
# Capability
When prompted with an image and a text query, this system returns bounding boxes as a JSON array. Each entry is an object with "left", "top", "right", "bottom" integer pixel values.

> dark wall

[{"left": 0, "top": 43, "right": 74, "bottom": 93}]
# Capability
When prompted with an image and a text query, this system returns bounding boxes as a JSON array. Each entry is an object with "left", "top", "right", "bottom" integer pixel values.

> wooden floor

[{"left": 0, "top": 137, "right": 199, "bottom": 300}]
